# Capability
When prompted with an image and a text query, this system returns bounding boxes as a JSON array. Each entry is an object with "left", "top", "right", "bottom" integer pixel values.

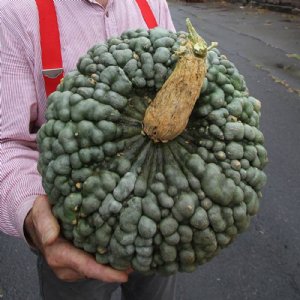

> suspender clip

[{"left": 42, "top": 68, "right": 64, "bottom": 79}]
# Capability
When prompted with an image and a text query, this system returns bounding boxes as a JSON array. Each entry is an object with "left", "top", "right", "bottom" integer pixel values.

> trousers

[{"left": 37, "top": 255, "right": 178, "bottom": 300}]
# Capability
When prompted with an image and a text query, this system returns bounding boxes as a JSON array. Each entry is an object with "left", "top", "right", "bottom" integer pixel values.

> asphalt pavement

[{"left": 1, "top": 2, "right": 300, "bottom": 300}]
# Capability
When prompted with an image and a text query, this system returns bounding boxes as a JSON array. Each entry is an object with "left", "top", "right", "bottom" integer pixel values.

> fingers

[
  {"left": 29, "top": 196, "right": 129, "bottom": 283},
  {"left": 31, "top": 195, "right": 60, "bottom": 246},
  {"left": 45, "top": 238, "right": 129, "bottom": 283},
  {"left": 61, "top": 239, "right": 129, "bottom": 283},
  {"left": 53, "top": 267, "right": 85, "bottom": 282},
  {"left": 81, "top": 259, "right": 129, "bottom": 283}
]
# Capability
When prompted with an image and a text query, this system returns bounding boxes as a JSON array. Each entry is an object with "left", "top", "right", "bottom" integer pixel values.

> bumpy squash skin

[{"left": 37, "top": 27, "right": 268, "bottom": 275}]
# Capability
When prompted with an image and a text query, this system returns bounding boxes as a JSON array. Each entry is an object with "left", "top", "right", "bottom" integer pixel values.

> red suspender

[
  {"left": 36, "top": 0, "right": 157, "bottom": 97},
  {"left": 35, "top": 0, "right": 64, "bottom": 97},
  {"left": 135, "top": 0, "right": 158, "bottom": 29}
]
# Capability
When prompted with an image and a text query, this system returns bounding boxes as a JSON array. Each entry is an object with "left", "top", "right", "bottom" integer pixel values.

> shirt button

[{"left": 105, "top": 11, "right": 109, "bottom": 17}]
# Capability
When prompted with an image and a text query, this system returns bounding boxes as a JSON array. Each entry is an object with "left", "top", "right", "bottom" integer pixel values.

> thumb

[{"left": 32, "top": 195, "right": 60, "bottom": 247}]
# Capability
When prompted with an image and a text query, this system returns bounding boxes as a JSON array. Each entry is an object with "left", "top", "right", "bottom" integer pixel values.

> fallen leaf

[{"left": 286, "top": 53, "right": 300, "bottom": 60}]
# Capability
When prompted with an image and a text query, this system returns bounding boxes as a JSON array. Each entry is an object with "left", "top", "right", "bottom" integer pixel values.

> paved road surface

[{"left": 1, "top": 2, "right": 299, "bottom": 299}]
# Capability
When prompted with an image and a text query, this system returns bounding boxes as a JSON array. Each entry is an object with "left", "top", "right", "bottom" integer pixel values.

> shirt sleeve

[{"left": 0, "top": 7, "right": 45, "bottom": 238}]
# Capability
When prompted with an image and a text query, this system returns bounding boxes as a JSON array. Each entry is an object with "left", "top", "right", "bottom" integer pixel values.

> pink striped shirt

[{"left": 0, "top": 0, "right": 175, "bottom": 238}]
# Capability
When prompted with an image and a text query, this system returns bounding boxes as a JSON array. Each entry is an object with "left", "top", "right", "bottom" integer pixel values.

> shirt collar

[{"left": 86, "top": 0, "right": 113, "bottom": 8}]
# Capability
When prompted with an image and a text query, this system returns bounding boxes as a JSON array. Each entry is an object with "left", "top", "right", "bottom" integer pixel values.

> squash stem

[
  {"left": 142, "top": 20, "right": 217, "bottom": 143},
  {"left": 185, "top": 18, "right": 218, "bottom": 58}
]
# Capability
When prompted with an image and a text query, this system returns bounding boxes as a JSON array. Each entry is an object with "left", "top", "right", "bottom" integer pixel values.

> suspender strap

[
  {"left": 135, "top": 0, "right": 158, "bottom": 29},
  {"left": 35, "top": 0, "right": 157, "bottom": 96},
  {"left": 35, "top": 0, "right": 64, "bottom": 97}
]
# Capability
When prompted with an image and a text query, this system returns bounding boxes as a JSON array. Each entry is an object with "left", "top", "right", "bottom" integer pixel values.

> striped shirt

[{"left": 0, "top": 0, "right": 175, "bottom": 238}]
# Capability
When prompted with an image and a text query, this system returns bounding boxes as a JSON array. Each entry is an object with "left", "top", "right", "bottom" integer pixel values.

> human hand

[{"left": 24, "top": 195, "right": 129, "bottom": 282}]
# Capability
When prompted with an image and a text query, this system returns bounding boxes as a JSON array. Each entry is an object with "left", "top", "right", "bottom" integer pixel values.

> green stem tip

[{"left": 186, "top": 18, "right": 218, "bottom": 57}]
